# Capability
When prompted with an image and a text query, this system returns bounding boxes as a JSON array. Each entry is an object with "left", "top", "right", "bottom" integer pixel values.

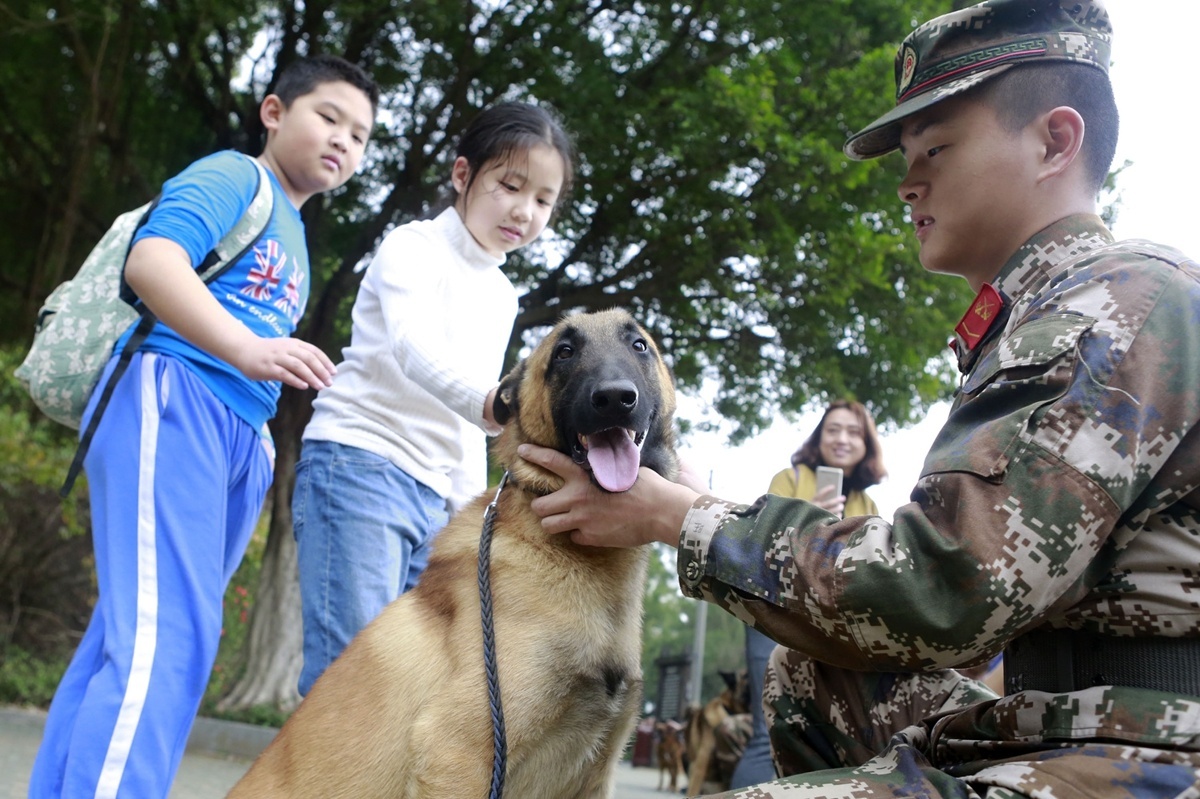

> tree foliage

[
  {"left": 641, "top": 544, "right": 694, "bottom": 676},
  {"left": 1, "top": 0, "right": 966, "bottom": 710},
  {"left": 3, "top": 0, "right": 964, "bottom": 435}
]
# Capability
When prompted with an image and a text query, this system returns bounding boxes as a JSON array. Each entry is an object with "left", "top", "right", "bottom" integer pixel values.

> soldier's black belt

[{"left": 1003, "top": 628, "right": 1200, "bottom": 696}]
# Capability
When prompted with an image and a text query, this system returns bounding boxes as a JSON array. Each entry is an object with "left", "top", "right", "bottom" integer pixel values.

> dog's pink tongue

[{"left": 586, "top": 429, "right": 640, "bottom": 492}]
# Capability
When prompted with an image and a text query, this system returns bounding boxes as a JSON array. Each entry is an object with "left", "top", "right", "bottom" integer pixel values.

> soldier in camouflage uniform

[{"left": 520, "top": 0, "right": 1200, "bottom": 796}]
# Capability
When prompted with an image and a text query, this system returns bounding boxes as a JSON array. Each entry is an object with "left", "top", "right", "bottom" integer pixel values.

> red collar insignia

[{"left": 954, "top": 283, "right": 1003, "bottom": 352}]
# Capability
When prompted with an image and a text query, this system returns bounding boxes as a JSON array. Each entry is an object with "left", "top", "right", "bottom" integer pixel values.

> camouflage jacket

[{"left": 678, "top": 214, "right": 1200, "bottom": 675}]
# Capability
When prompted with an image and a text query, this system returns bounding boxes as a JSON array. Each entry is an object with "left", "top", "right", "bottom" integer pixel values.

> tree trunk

[{"left": 216, "top": 387, "right": 310, "bottom": 714}]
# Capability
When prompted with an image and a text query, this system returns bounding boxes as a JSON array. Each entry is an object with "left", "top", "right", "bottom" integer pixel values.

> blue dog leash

[{"left": 478, "top": 472, "right": 509, "bottom": 799}]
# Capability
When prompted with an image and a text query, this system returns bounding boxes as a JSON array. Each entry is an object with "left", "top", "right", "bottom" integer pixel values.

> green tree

[
  {"left": 640, "top": 544, "right": 777, "bottom": 714},
  {"left": 641, "top": 545, "right": 694, "bottom": 676},
  {"left": 3, "top": 0, "right": 960, "bottom": 426},
  {"left": 2, "top": 0, "right": 962, "bottom": 711}
]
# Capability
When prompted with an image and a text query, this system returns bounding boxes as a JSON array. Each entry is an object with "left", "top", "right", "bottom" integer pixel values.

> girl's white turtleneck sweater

[{"left": 303, "top": 207, "right": 518, "bottom": 512}]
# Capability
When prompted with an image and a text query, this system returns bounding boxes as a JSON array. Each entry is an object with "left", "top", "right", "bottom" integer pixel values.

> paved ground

[{"left": 2, "top": 704, "right": 676, "bottom": 798}]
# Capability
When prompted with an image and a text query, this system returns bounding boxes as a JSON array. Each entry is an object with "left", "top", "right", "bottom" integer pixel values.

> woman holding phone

[
  {"left": 766, "top": 399, "right": 887, "bottom": 518},
  {"left": 729, "top": 399, "right": 887, "bottom": 788}
]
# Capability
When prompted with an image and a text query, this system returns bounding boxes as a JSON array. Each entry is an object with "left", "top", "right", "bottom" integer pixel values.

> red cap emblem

[
  {"left": 898, "top": 46, "right": 918, "bottom": 97},
  {"left": 954, "top": 283, "right": 1003, "bottom": 351}
]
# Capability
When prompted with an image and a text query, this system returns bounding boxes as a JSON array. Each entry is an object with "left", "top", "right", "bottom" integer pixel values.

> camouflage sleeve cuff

[{"left": 677, "top": 496, "right": 740, "bottom": 599}]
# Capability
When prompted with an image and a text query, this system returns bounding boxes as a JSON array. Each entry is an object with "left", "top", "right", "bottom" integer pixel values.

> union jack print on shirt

[
  {"left": 275, "top": 267, "right": 305, "bottom": 324},
  {"left": 244, "top": 239, "right": 287, "bottom": 301}
]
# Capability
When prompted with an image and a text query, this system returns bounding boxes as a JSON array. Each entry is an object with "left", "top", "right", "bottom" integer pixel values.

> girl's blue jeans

[{"left": 292, "top": 439, "right": 449, "bottom": 696}]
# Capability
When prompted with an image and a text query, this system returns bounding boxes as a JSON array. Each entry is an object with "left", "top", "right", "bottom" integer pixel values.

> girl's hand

[{"left": 674, "top": 454, "right": 711, "bottom": 493}]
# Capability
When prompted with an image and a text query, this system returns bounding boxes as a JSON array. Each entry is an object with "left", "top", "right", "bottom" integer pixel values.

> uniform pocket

[{"left": 923, "top": 314, "right": 1096, "bottom": 482}]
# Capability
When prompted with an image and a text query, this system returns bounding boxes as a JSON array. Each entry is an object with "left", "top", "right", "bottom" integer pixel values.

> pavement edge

[{"left": 1, "top": 705, "right": 278, "bottom": 762}]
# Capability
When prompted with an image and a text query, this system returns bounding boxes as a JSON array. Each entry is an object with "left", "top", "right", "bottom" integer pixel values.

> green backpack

[{"left": 15, "top": 154, "right": 274, "bottom": 494}]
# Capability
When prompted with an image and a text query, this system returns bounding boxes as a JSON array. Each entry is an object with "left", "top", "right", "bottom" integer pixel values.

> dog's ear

[
  {"left": 719, "top": 670, "right": 738, "bottom": 691},
  {"left": 493, "top": 363, "right": 524, "bottom": 425},
  {"left": 736, "top": 668, "right": 751, "bottom": 710}
]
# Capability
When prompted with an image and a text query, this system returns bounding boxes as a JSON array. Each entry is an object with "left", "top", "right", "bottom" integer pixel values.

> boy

[
  {"left": 520, "top": 1, "right": 1200, "bottom": 796},
  {"left": 28, "top": 54, "right": 377, "bottom": 799}
]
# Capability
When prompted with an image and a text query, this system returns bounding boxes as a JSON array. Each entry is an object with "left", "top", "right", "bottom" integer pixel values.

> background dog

[
  {"left": 654, "top": 719, "right": 686, "bottom": 792},
  {"left": 227, "top": 308, "right": 678, "bottom": 799},
  {"left": 685, "top": 668, "right": 751, "bottom": 795}
]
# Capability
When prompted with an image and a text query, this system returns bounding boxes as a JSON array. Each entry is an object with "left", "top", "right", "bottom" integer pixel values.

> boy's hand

[
  {"left": 519, "top": 443, "right": 701, "bottom": 550},
  {"left": 125, "top": 237, "right": 336, "bottom": 390},
  {"left": 231, "top": 337, "right": 337, "bottom": 390}
]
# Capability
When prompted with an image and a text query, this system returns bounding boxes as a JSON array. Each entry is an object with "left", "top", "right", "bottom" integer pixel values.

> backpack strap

[
  {"left": 196, "top": 157, "right": 274, "bottom": 283},
  {"left": 60, "top": 154, "right": 276, "bottom": 498}
]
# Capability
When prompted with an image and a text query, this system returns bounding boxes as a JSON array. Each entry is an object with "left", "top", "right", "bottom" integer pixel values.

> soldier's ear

[
  {"left": 1036, "top": 105, "right": 1085, "bottom": 185},
  {"left": 493, "top": 364, "right": 523, "bottom": 425}
]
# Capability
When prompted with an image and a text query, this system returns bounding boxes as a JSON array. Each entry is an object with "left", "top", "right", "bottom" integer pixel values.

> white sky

[{"left": 679, "top": 1, "right": 1200, "bottom": 518}]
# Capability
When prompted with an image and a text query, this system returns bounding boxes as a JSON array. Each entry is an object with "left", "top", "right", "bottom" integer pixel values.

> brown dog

[
  {"left": 227, "top": 309, "right": 679, "bottom": 799},
  {"left": 685, "top": 669, "right": 751, "bottom": 795},
  {"left": 655, "top": 719, "right": 686, "bottom": 792}
]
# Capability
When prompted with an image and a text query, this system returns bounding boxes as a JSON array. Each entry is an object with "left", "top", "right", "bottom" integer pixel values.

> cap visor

[{"left": 843, "top": 64, "right": 1015, "bottom": 160}]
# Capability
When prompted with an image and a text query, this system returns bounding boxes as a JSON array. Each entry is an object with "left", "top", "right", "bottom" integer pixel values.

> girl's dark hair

[
  {"left": 453, "top": 101, "right": 576, "bottom": 209},
  {"left": 273, "top": 54, "right": 380, "bottom": 114},
  {"left": 791, "top": 400, "right": 887, "bottom": 492}
]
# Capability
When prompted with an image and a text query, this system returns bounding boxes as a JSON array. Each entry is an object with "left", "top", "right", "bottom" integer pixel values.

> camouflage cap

[{"left": 844, "top": 0, "right": 1112, "bottom": 160}]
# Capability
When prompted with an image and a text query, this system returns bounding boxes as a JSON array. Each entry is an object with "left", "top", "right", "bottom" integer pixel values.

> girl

[{"left": 292, "top": 101, "right": 575, "bottom": 695}]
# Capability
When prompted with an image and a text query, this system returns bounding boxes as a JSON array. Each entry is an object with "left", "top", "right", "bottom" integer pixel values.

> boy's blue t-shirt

[{"left": 122, "top": 150, "right": 309, "bottom": 431}]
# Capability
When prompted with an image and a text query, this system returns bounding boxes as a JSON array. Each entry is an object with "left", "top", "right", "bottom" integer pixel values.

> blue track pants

[{"left": 29, "top": 352, "right": 273, "bottom": 799}]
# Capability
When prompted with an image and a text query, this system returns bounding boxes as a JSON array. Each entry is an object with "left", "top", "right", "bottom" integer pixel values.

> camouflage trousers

[{"left": 701, "top": 647, "right": 1200, "bottom": 799}]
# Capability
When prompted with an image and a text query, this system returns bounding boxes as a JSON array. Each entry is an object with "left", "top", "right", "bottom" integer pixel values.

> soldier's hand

[{"left": 519, "top": 443, "right": 699, "bottom": 549}]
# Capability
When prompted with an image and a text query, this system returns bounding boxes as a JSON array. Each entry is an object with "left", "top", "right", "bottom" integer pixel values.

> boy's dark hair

[
  {"left": 975, "top": 62, "right": 1118, "bottom": 194},
  {"left": 273, "top": 54, "right": 380, "bottom": 114},
  {"left": 791, "top": 400, "right": 888, "bottom": 493},
  {"left": 454, "top": 101, "right": 576, "bottom": 211}
]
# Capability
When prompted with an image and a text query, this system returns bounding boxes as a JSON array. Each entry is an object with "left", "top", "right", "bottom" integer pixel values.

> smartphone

[{"left": 815, "top": 465, "right": 844, "bottom": 511}]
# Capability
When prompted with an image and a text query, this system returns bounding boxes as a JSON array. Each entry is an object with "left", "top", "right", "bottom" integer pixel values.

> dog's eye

[
  {"left": 554, "top": 344, "right": 574, "bottom": 360},
  {"left": 632, "top": 339, "right": 648, "bottom": 353}
]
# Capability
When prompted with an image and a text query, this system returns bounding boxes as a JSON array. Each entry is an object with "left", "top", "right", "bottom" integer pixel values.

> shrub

[
  {"left": 0, "top": 646, "right": 68, "bottom": 707},
  {"left": 0, "top": 347, "right": 94, "bottom": 667}
]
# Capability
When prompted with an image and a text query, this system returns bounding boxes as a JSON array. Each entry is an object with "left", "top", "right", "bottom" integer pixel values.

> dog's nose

[{"left": 591, "top": 380, "right": 638, "bottom": 417}]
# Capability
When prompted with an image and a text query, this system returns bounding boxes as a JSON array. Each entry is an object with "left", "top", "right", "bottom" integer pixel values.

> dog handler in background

[
  {"left": 292, "top": 102, "right": 575, "bottom": 695},
  {"left": 521, "top": 1, "right": 1200, "bottom": 795}
]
